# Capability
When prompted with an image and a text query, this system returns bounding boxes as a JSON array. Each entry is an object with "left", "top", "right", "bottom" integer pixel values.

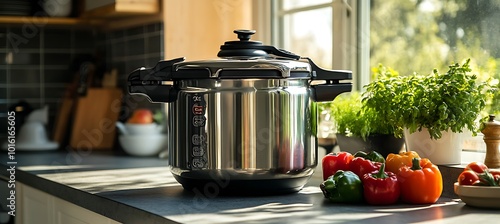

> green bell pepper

[
  {"left": 319, "top": 170, "right": 364, "bottom": 203},
  {"left": 354, "top": 151, "right": 385, "bottom": 163}
]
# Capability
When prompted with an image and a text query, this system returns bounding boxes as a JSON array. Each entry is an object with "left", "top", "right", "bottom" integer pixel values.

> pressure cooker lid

[
  {"left": 158, "top": 29, "right": 311, "bottom": 79},
  {"left": 129, "top": 29, "right": 353, "bottom": 80},
  {"left": 128, "top": 29, "right": 353, "bottom": 102}
]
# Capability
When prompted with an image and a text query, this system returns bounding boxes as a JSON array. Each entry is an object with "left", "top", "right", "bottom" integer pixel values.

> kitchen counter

[{"left": 1, "top": 150, "right": 499, "bottom": 224}]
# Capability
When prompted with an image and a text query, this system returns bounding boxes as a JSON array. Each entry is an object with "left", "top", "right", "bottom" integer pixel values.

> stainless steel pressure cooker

[{"left": 128, "top": 30, "right": 352, "bottom": 194}]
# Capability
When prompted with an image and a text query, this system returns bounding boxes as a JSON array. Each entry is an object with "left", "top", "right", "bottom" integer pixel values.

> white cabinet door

[
  {"left": 17, "top": 183, "right": 54, "bottom": 224},
  {"left": 53, "top": 196, "right": 120, "bottom": 224},
  {"left": 16, "top": 183, "right": 120, "bottom": 224}
]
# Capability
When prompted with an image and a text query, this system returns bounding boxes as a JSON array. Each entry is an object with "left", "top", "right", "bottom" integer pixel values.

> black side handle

[
  {"left": 311, "top": 83, "right": 352, "bottom": 102},
  {"left": 304, "top": 57, "right": 352, "bottom": 102},
  {"left": 127, "top": 58, "right": 185, "bottom": 103},
  {"left": 129, "top": 84, "right": 178, "bottom": 103},
  {"left": 132, "top": 57, "right": 185, "bottom": 81},
  {"left": 306, "top": 58, "right": 352, "bottom": 81}
]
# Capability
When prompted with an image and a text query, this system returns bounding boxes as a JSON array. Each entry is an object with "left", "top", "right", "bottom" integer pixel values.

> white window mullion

[
  {"left": 270, "top": 0, "right": 282, "bottom": 47},
  {"left": 357, "top": 0, "right": 370, "bottom": 91},
  {"left": 252, "top": 0, "right": 273, "bottom": 44},
  {"left": 332, "top": 0, "right": 345, "bottom": 70},
  {"left": 270, "top": 0, "right": 362, "bottom": 82}
]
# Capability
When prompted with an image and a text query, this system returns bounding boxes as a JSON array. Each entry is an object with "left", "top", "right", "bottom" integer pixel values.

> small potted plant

[
  {"left": 363, "top": 59, "right": 492, "bottom": 164},
  {"left": 319, "top": 90, "right": 405, "bottom": 158}
]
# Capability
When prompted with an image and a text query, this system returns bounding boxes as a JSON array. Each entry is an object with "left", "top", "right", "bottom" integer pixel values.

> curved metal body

[{"left": 167, "top": 78, "right": 318, "bottom": 193}]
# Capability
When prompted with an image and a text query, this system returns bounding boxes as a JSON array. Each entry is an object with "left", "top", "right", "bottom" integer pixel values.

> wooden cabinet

[
  {"left": 82, "top": 0, "right": 160, "bottom": 18},
  {"left": 16, "top": 183, "right": 120, "bottom": 224},
  {"left": 0, "top": 0, "right": 161, "bottom": 29},
  {"left": 163, "top": 0, "right": 254, "bottom": 60},
  {"left": 0, "top": 16, "right": 99, "bottom": 27}
]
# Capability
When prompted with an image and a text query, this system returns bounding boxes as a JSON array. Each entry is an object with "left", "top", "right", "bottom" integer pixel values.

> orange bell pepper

[
  {"left": 397, "top": 157, "right": 443, "bottom": 204},
  {"left": 385, "top": 151, "right": 420, "bottom": 175}
]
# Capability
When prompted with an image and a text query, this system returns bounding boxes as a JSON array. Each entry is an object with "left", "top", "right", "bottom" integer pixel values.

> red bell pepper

[
  {"left": 322, "top": 152, "right": 353, "bottom": 180},
  {"left": 362, "top": 163, "right": 400, "bottom": 205},
  {"left": 349, "top": 157, "right": 381, "bottom": 179}
]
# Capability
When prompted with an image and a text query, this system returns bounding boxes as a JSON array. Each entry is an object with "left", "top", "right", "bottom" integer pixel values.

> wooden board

[
  {"left": 70, "top": 88, "right": 123, "bottom": 150},
  {"left": 52, "top": 96, "right": 74, "bottom": 146}
]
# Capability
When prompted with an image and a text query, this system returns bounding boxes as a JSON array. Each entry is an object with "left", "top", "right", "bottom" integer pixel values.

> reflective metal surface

[
  {"left": 176, "top": 58, "right": 311, "bottom": 78},
  {"left": 167, "top": 78, "right": 317, "bottom": 182}
]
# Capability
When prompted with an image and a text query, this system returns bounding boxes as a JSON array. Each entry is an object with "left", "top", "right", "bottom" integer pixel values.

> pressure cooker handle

[
  {"left": 306, "top": 58, "right": 352, "bottom": 81},
  {"left": 128, "top": 58, "right": 185, "bottom": 103},
  {"left": 311, "top": 83, "right": 352, "bottom": 102},
  {"left": 305, "top": 57, "right": 352, "bottom": 102},
  {"left": 129, "top": 82, "right": 178, "bottom": 103}
]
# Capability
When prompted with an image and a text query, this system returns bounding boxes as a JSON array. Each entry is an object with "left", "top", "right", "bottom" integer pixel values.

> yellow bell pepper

[{"left": 385, "top": 151, "right": 420, "bottom": 175}]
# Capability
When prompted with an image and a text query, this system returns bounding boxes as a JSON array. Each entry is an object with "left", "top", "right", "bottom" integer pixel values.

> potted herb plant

[
  {"left": 319, "top": 90, "right": 405, "bottom": 158},
  {"left": 363, "top": 59, "right": 491, "bottom": 164}
]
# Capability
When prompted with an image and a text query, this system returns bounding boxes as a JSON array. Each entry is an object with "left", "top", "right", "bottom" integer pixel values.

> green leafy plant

[
  {"left": 319, "top": 91, "right": 397, "bottom": 140},
  {"left": 363, "top": 59, "right": 491, "bottom": 139}
]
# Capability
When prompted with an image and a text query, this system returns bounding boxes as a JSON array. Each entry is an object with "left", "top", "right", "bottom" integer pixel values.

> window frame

[{"left": 262, "top": 0, "right": 370, "bottom": 91}]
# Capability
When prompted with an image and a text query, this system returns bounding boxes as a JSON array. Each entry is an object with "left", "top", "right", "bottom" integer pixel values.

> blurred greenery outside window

[{"left": 272, "top": 0, "right": 500, "bottom": 115}]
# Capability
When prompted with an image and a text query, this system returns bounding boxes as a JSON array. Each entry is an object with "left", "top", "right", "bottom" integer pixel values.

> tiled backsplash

[
  {"left": 0, "top": 26, "right": 97, "bottom": 139},
  {"left": 0, "top": 22, "right": 163, "bottom": 141},
  {"left": 99, "top": 22, "right": 164, "bottom": 120}
]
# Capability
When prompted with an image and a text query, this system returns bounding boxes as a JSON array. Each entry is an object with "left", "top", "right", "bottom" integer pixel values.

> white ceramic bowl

[
  {"left": 125, "top": 123, "right": 163, "bottom": 135},
  {"left": 119, "top": 134, "right": 168, "bottom": 156},
  {"left": 116, "top": 122, "right": 163, "bottom": 135},
  {"left": 454, "top": 182, "right": 500, "bottom": 209}
]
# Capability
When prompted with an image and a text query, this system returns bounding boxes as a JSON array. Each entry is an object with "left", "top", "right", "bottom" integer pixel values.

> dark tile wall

[
  {"left": 101, "top": 23, "right": 163, "bottom": 86},
  {"left": 98, "top": 22, "right": 164, "bottom": 122},
  {"left": 0, "top": 25, "right": 97, "bottom": 140},
  {"left": 0, "top": 22, "right": 164, "bottom": 141}
]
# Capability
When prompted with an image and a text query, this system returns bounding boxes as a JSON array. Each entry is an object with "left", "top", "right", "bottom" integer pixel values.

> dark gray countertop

[{"left": 1, "top": 150, "right": 499, "bottom": 224}]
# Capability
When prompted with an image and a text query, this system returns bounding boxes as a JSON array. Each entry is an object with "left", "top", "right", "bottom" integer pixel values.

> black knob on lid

[
  {"left": 217, "top": 29, "right": 300, "bottom": 59},
  {"left": 234, "top": 29, "right": 255, "bottom": 41},
  {"left": 217, "top": 29, "right": 266, "bottom": 58}
]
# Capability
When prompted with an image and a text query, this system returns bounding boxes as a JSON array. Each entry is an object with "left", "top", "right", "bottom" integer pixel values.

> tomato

[
  {"left": 490, "top": 170, "right": 500, "bottom": 182},
  {"left": 463, "top": 162, "right": 488, "bottom": 174},
  {"left": 457, "top": 170, "right": 480, "bottom": 185},
  {"left": 127, "top": 109, "right": 154, "bottom": 124}
]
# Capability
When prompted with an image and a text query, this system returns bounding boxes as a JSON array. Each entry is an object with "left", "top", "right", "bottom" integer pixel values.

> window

[
  {"left": 271, "top": 0, "right": 500, "bottom": 94},
  {"left": 271, "top": 0, "right": 364, "bottom": 89},
  {"left": 269, "top": 0, "right": 500, "bottom": 153},
  {"left": 371, "top": 0, "right": 500, "bottom": 76}
]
